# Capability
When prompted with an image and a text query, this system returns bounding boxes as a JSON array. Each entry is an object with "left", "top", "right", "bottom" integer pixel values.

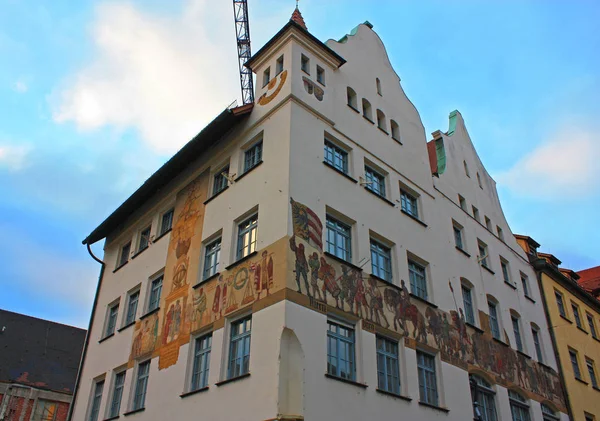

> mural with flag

[{"left": 290, "top": 198, "right": 323, "bottom": 250}]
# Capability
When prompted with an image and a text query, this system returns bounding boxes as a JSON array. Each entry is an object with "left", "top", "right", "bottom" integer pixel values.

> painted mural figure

[
  {"left": 339, "top": 266, "right": 356, "bottom": 312},
  {"left": 308, "top": 252, "right": 323, "bottom": 301},
  {"left": 353, "top": 276, "right": 369, "bottom": 319},
  {"left": 367, "top": 278, "right": 389, "bottom": 328},
  {"left": 319, "top": 256, "right": 341, "bottom": 307},
  {"left": 254, "top": 250, "right": 274, "bottom": 299},
  {"left": 289, "top": 237, "right": 311, "bottom": 297},
  {"left": 163, "top": 304, "right": 174, "bottom": 345},
  {"left": 192, "top": 288, "right": 207, "bottom": 323},
  {"left": 174, "top": 301, "right": 182, "bottom": 337},
  {"left": 212, "top": 276, "right": 225, "bottom": 320}
]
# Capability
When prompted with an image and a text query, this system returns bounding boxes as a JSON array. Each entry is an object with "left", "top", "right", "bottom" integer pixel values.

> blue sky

[{"left": 1, "top": 0, "right": 598, "bottom": 328}]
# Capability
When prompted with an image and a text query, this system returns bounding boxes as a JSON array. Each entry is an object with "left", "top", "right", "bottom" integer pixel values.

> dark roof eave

[{"left": 82, "top": 105, "right": 253, "bottom": 245}]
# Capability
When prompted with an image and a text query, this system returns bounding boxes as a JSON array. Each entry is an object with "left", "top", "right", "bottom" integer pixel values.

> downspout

[
  {"left": 533, "top": 262, "right": 574, "bottom": 420},
  {"left": 67, "top": 243, "right": 105, "bottom": 421}
]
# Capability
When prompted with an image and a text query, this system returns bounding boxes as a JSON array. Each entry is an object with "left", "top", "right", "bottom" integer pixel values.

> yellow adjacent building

[{"left": 516, "top": 235, "right": 600, "bottom": 421}]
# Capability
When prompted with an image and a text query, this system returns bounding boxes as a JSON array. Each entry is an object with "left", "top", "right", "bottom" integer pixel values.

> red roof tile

[{"left": 577, "top": 265, "right": 600, "bottom": 299}]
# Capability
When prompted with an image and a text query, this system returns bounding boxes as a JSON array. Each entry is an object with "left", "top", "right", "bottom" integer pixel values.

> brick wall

[{"left": 0, "top": 392, "right": 71, "bottom": 421}]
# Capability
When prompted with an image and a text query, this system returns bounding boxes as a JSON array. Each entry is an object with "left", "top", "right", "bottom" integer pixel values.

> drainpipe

[{"left": 67, "top": 243, "right": 105, "bottom": 421}]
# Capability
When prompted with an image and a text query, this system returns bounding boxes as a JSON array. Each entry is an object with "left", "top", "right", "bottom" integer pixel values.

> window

[
  {"left": 400, "top": 190, "right": 418, "bottom": 218},
  {"left": 532, "top": 327, "right": 543, "bottom": 363},
  {"left": 472, "top": 206, "right": 480, "bottom": 222},
  {"left": 586, "top": 358, "right": 598, "bottom": 388},
  {"left": 488, "top": 301, "right": 500, "bottom": 340},
  {"left": 213, "top": 165, "right": 229, "bottom": 195},
  {"left": 501, "top": 258, "right": 511, "bottom": 284},
  {"left": 417, "top": 351, "right": 438, "bottom": 406},
  {"left": 569, "top": 349, "right": 582, "bottom": 379},
  {"left": 237, "top": 214, "right": 258, "bottom": 260},
  {"left": 316, "top": 65, "right": 325, "bottom": 85},
  {"left": 108, "top": 371, "right": 126, "bottom": 418},
  {"left": 364, "top": 166, "right": 385, "bottom": 197},
  {"left": 555, "top": 291, "right": 567, "bottom": 318},
  {"left": 485, "top": 216, "right": 492, "bottom": 231},
  {"left": 541, "top": 404, "right": 559, "bottom": 421},
  {"left": 370, "top": 239, "right": 392, "bottom": 282},
  {"left": 459, "top": 195, "right": 467, "bottom": 211},
  {"left": 585, "top": 415, "right": 595, "bottom": 421},
  {"left": 390, "top": 120, "right": 400, "bottom": 141},
  {"left": 104, "top": 302, "right": 119, "bottom": 337},
  {"left": 462, "top": 285, "right": 475, "bottom": 325},
  {"left": 147, "top": 275, "right": 163, "bottom": 313},
  {"left": 117, "top": 242, "right": 131, "bottom": 268},
  {"left": 376, "top": 336, "right": 400, "bottom": 394},
  {"left": 520, "top": 274, "right": 531, "bottom": 298},
  {"left": 324, "top": 140, "right": 349, "bottom": 173},
  {"left": 327, "top": 321, "right": 355, "bottom": 380},
  {"left": 133, "top": 361, "right": 150, "bottom": 410},
  {"left": 453, "top": 222, "right": 464, "bottom": 250},
  {"left": 88, "top": 380, "right": 104, "bottom": 421},
  {"left": 203, "top": 238, "right": 221, "bottom": 280},
  {"left": 470, "top": 375, "right": 497, "bottom": 421},
  {"left": 191, "top": 334, "right": 212, "bottom": 391},
  {"left": 326, "top": 215, "right": 352, "bottom": 262},
  {"left": 572, "top": 303, "right": 583, "bottom": 329},
  {"left": 347, "top": 87, "right": 358, "bottom": 110},
  {"left": 35, "top": 400, "right": 58, "bottom": 421},
  {"left": 244, "top": 141, "right": 262, "bottom": 173},
  {"left": 463, "top": 160, "right": 470, "bottom": 177},
  {"left": 376, "top": 109, "right": 387, "bottom": 132},
  {"left": 478, "top": 240, "right": 489, "bottom": 268},
  {"left": 362, "top": 98, "right": 372, "bottom": 121},
  {"left": 508, "top": 390, "right": 530, "bottom": 421},
  {"left": 376, "top": 77, "right": 382, "bottom": 95},
  {"left": 587, "top": 313, "right": 598, "bottom": 339},
  {"left": 512, "top": 315, "right": 523, "bottom": 352},
  {"left": 124, "top": 289, "right": 139, "bottom": 326},
  {"left": 262, "top": 67, "right": 270, "bottom": 87},
  {"left": 477, "top": 172, "right": 483, "bottom": 189},
  {"left": 496, "top": 226, "right": 504, "bottom": 241},
  {"left": 276, "top": 55, "right": 284, "bottom": 75},
  {"left": 138, "top": 226, "right": 151, "bottom": 252},
  {"left": 408, "top": 259, "right": 428, "bottom": 300},
  {"left": 159, "top": 209, "right": 174, "bottom": 236},
  {"left": 228, "top": 316, "right": 252, "bottom": 378},
  {"left": 301, "top": 54, "right": 309, "bottom": 73}
]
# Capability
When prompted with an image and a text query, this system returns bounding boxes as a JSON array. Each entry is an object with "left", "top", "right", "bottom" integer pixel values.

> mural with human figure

[{"left": 288, "top": 199, "right": 566, "bottom": 410}]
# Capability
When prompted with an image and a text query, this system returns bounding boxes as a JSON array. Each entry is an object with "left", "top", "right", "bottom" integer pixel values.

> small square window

[
  {"left": 138, "top": 226, "right": 151, "bottom": 253},
  {"left": 400, "top": 190, "right": 418, "bottom": 218},
  {"left": 213, "top": 165, "right": 230, "bottom": 195},
  {"left": 301, "top": 54, "right": 310, "bottom": 74},
  {"left": 324, "top": 140, "right": 349, "bottom": 174},
  {"left": 364, "top": 166, "right": 386, "bottom": 197},
  {"left": 117, "top": 242, "right": 131, "bottom": 268},
  {"left": 262, "top": 67, "right": 270, "bottom": 87},
  {"left": 316, "top": 65, "right": 325, "bottom": 85},
  {"left": 244, "top": 141, "right": 263, "bottom": 173},
  {"left": 159, "top": 209, "right": 174, "bottom": 236},
  {"left": 276, "top": 55, "right": 284, "bottom": 75}
]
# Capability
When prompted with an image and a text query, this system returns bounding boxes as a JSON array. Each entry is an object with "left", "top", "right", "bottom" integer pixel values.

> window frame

[
  {"left": 107, "top": 370, "right": 126, "bottom": 419},
  {"left": 416, "top": 350, "right": 439, "bottom": 406},
  {"left": 117, "top": 241, "right": 131, "bottom": 268},
  {"left": 202, "top": 237, "right": 221, "bottom": 280},
  {"left": 346, "top": 86, "right": 358, "bottom": 110},
  {"left": 132, "top": 360, "right": 150, "bottom": 411},
  {"left": 104, "top": 301, "right": 120, "bottom": 338},
  {"left": 541, "top": 403, "right": 560, "bottom": 421},
  {"left": 301, "top": 54, "right": 310, "bottom": 74},
  {"left": 159, "top": 208, "right": 174, "bottom": 236},
  {"left": 488, "top": 300, "right": 501, "bottom": 340},
  {"left": 324, "top": 139, "right": 349, "bottom": 174},
  {"left": 124, "top": 288, "right": 140, "bottom": 326},
  {"left": 88, "top": 379, "right": 104, "bottom": 421},
  {"left": 35, "top": 399, "right": 58, "bottom": 421},
  {"left": 408, "top": 258, "right": 428, "bottom": 301},
  {"left": 376, "top": 336, "right": 400, "bottom": 394},
  {"left": 276, "top": 55, "right": 284, "bottom": 75},
  {"left": 236, "top": 213, "right": 258, "bottom": 260},
  {"left": 571, "top": 302, "right": 583, "bottom": 329},
  {"left": 364, "top": 165, "right": 386, "bottom": 198},
  {"left": 228, "top": 316, "right": 252, "bottom": 379},
  {"left": 376, "top": 77, "right": 382, "bottom": 96},
  {"left": 532, "top": 326, "right": 544, "bottom": 363},
  {"left": 496, "top": 226, "right": 504, "bottom": 241},
  {"left": 362, "top": 98, "right": 372, "bottom": 121},
  {"left": 511, "top": 314, "right": 524, "bottom": 353},
  {"left": 586, "top": 312, "right": 598, "bottom": 339},
  {"left": 555, "top": 290, "right": 567, "bottom": 318},
  {"left": 478, "top": 240, "right": 489, "bottom": 269},
  {"left": 508, "top": 390, "right": 531, "bottom": 421},
  {"left": 390, "top": 120, "right": 400, "bottom": 141},
  {"left": 147, "top": 275, "right": 163, "bottom": 313},
  {"left": 400, "top": 189, "right": 419, "bottom": 219},
  {"left": 459, "top": 195, "right": 467, "bottom": 211},
  {"left": 212, "top": 164, "right": 230, "bottom": 196},
  {"left": 520, "top": 273, "right": 531, "bottom": 298},
  {"left": 137, "top": 225, "right": 151, "bottom": 253},
  {"left": 190, "top": 333, "right": 212, "bottom": 391},
  {"left": 316, "top": 65, "right": 325, "bottom": 85},
  {"left": 500, "top": 257, "right": 511, "bottom": 284},
  {"left": 472, "top": 205, "right": 480, "bottom": 222},
  {"left": 453, "top": 221, "right": 465, "bottom": 250},
  {"left": 262, "top": 67, "right": 271, "bottom": 88},
  {"left": 326, "top": 320, "right": 356, "bottom": 381},
  {"left": 470, "top": 374, "right": 498, "bottom": 421},
  {"left": 485, "top": 216, "right": 492, "bottom": 231},
  {"left": 569, "top": 348, "right": 582, "bottom": 379},
  {"left": 376, "top": 109, "right": 387, "bottom": 132},
  {"left": 243, "top": 140, "right": 263, "bottom": 174},
  {"left": 462, "top": 284, "right": 475, "bottom": 325},
  {"left": 325, "top": 214, "right": 352, "bottom": 262},
  {"left": 586, "top": 357, "right": 598, "bottom": 388},
  {"left": 370, "top": 238, "right": 392, "bottom": 282}
]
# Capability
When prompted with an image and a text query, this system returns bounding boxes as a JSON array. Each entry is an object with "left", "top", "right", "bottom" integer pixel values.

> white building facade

[{"left": 70, "top": 13, "right": 568, "bottom": 421}]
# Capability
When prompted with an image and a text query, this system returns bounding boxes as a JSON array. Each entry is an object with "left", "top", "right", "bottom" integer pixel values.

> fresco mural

[
  {"left": 257, "top": 70, "right": 288, "bottom": 106},
  {"left": 287, "top": 199, "right": 566, "bottom": 410},
  {"left": 301, "top": 76, "right": 324, "bottom": 101}
]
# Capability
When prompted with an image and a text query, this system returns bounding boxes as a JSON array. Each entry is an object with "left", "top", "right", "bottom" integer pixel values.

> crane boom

[{"left": 233, "top": 0, "right": 254, "bottom": 105}]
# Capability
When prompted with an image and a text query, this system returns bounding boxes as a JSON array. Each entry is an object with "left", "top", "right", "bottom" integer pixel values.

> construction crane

[{"left": 232, "top": 0, "right": 254, "bottom": 105}]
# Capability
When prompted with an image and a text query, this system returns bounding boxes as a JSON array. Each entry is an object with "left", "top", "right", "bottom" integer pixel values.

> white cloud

[
  {"left": 0, "top": 144, "right": 32, "bottom": 171},
  {"left": 13, "top": 79, "right": 28, "bottom": 93},
  {"left": 497, "top": 128, "right": 600, "bottom": 198}
]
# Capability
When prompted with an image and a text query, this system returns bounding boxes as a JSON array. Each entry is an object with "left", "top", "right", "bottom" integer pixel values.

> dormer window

[
  {"left": 362, "top": 99, "right": 373, "bottom": 122},
  {"left": 376, "top": 78, "right": 382, "bottom": 96},
  {"left": 262, "top": 67, "right": 271, "bottom": 88},
  {"left": 316, "top": 65, "right": 325, "bottom": 85},
  {"left": 276, "top": 55, "right": 284, "bottom": 75},
  {"left": 301, "top": 54, "right": 310, "bottom": 74}
]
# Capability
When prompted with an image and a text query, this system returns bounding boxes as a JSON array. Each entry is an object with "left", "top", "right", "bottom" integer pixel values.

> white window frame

[
  {"left": 131, "top": 359, "right": 150, "bottom": 411},
  {"left": 103, "top": 300, "right": 120, "bottom": 338},
  {"left": 87, "top": 378, "right": 105, "bottom": 421},
  {"left": 488, "top": 299, "right": 501, "bottom": 340},
  {"left": 407, "top": 254, "right": 429, "bottom": 301},
  {"left": 236, "top": 212, "right": 258, "bottom": 261},
  {"left": 116, "top": 241, "right": 131, "bottom": 269},
  {"left": 262, "top": 67, "right": 271, "bottom": 88},
  {"left": 202, "top": 236, "right": 222, "bottom": 281},
  {"left": 123, "top": 286, "right": 140, "bottom": 327},
  {"left": 453, "top": 220, "right": 465, "bottom": 251},
  {"left": 107, "top": 369, "right": 126, "bottom": 419},
  {"left": 146, "top": 274, "right": 164, "bottom": 313},
  {"left": 159, "top": 208, "right": 174, "bottom": 236}
]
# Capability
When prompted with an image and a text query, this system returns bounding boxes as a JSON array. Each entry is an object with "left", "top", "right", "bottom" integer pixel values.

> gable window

[
  {"left": 244, "top": 141, "right": 263, "bottom": 173},
  {"left": 477, "top": 172, "right": 483, "bottom": 189},
  {"left": 463, "top": 160, "right": 470, "bottom": 177},
  {"left": 228, "top": 316, "right": 252, "bottom": 378},
  {"left": 324, "top": 140, "right": 348, "bottom": 174},
  {"left": 571, "top": 303, "right": 583, "bottom": 329},
  {"left": 532, "top": 326, "right": 543, "bottom": 363},
  {"left": 453, "top": 221, "right": 465, "bottom": 250},
  {"left": 147, "top": 275, "right": 163, "bottom": 313},
  {"left": 262, "top": 67, "right": 271, "bottom": 87},
  {"left": 469, "top": 375, "right": 497, "bottom": 421},
  {"left": 541, "top": 404, "right": 560, "bottom": 421},
  {"left": 508, "top": 390, "right": 530, "bottom": 421},
  {"left": 316, "top": 65, "right": 325, "bottom": 85},
  {"left": 138, "top": 226, "right": 151, "bottom": 253},
  {"left": 496, "top": 226, "right": 504, "bottom": 241},
  {"left": 408, "top": 259, "right": 428, "bottom": 300},
  {"left": 478, "top": 240, "right": 489, "bottom": 269},
  {"left": 133, "top": 360, "right": 150, "bottom": 410},
  {"left": 213, "top": 165, "right": 229, "bottom": 195},
  {"left": 276, "top": 55, "right": 284, "bottom": 75},
  {"left": 511, "top": 315, "right": 523, "bottom": 352},
  {"left": 364, "top": 165, "right": 385, "bottom": 197},
  {"left": 459, "top": 195, "right": 467, "bottom": 211},
  {"left": 301, "top": 54, "right": 310, "bottom": 74},
  {"left": 347, "top": 87, "right": 358, "bottom": 110},
  {"left": 400, "top": 190, "right": 418, "bottom": 218},
  {"left": 587, "top": 358, "right": 598, "bottom": 388},
  {"left": 417, "top": 351, "right": 438, "bottom": 406},
  {"left": 237, "top": 214, "right": 258, "bottom": 260},
  {"left": 390, "top": 120, "right": 400, "bottom": 141},
  {"left": 462, "top": 284, "right": 475, "bottom": 325},
  {"left": 362, "top": 98, "right": 373, "bottom": 122},
  {"left": 203, "top": 238, "right": 221, "bottom": 280},
  {"left": 376, "top": 109, "right": 387, "bottom": 132},
  {"left": 569, "top": 348, "right": 582, "bottom": 379},
  {"left": 555, "top": 291, "right": 567, "bottom": 318},
  {"left": 520, "top": 274, "right": 531, "bottom": 298},
  {"left": 326, "top": 215, "right": 352, "bottom": 262},
  {"left": 327, "top": 321, "right": 355, "bottom": 380},
  {"left": 124, "top": 289, "right": 139, "bottom": 326},
  {"left": 488, "top": 300, "right": 500, "bottom": 340},
  {"left": 88, "top": 379, "right": 104, "bottom": 421},
  {"left": 108, "top": 371, "right": 126, "bottom": 418},
  {"left": 472, "top": 206, "right": 480, "bottom": 222},
  {"left": 104, "top": 302, "right": 119, "bottom": 338},
  {"left": 191, "top": 334, "right": 212, "bottom": 391},
  {"left": 370, "top": 239, "right": 392, "bottom": 282},
  {"left": 159, "top": 209, "right": 174, "bottom": 236},
  {"left": 501, "top": 258, "right": 511, "bottom": 284},
  {"left": 376, "top": 336, "right": 400, "bottom": 394},
  {"left": 117, "top": 242, "right": 131, "bottom": 268},
  {"left": 587, "top": 313, "right": 598, "bottom": 339}
]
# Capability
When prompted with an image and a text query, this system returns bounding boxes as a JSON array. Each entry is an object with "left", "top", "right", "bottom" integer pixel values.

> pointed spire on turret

[{"left": 290, "top": 1, "right": 307, "bottom": 30}]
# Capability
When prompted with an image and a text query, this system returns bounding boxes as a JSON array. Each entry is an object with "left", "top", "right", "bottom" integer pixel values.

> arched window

[
  {"left": 541, "top": 404, "right": 559, "bottom": 421},
  {"left": 469, "top": 374, "right": 497, "bottom": 421},
  {"left": 347, "top": 87, "right": 358, "bottom": 110},
  {"left": 362, "top": 98, "right": 373, "bottom": 122},
  {"left": 477, "top": 172, "right": 483, "bottom": 189},
  {"left": 464, "top": 160, "right": 470, "bottom": 177},
  {"left": 390, "top": 120, "right": 400, "bottom": 141},
  {"left": 376, "top": 109, "right": 387, "bottom": 132},
  {"left": 508, "top": 390, "right": 531, "bottom": 421},
  {"left": 376, "top": 77, "right": 382, "bottom": 96}
]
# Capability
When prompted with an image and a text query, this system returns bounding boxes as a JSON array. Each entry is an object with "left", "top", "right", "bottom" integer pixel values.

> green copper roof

[
  {"left": 338, "top": 21, "right": 374, "bottom": 43},
  {"left": 435, "top": 137, "right": 446, "bottom": 175},
  {"left": 447, "top": 110, "right": 459, "bottom": 136}
]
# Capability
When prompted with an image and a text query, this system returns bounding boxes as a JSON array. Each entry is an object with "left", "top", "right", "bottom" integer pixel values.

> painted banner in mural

[{"left": 288, "top": 201, "right": 566, "bottom": 409}]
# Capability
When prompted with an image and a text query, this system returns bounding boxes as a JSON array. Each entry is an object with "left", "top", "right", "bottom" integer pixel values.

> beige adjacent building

[{"left": 70, "top": 10, "right": 568, "bottom": 421}]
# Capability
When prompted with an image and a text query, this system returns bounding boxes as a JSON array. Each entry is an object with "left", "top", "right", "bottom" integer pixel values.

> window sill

[
  {"left": 400, "top": 209, "right": 427, "bottom": 227},
  {"left": 317, "top": 79, "right": 326, "bottom": 87},
  {"left": 576, "top": 325, "right": 589, "bottom": 334},
  {"left": 117, "top": 321, "right": 136, "bottom": 333},
  {"left": 364, "top": 186, "right": 395, "bottom": 207},
  {"left": 592, "top": 336, "right": 600, "bottom": 343},
  {"left": 123, "top": 408, "right": 145, "bottom": 417},
  {"left": 559, "top": 314, "right": 573, "bottom": 324},
  {"left": 492, "top": 337, "right": 509, "bottom": 347},
  {"left": 363, "top": 115, "right": 375, "bottom": 125},
  {"left": 537, "top": 361, "right": 553, "bottom": 370},
  {"left": 465, "top": 322, "right": 484, "bottom": 333},
  {"left": 323, "top": 251, "right": 363, "bottom": 272},
  {"left": 301, "top": 69, "right": 310, "bottom": 76},
  {"left": 392, "top": 137, "right": 403, "bottom": 145},
  {"left": 153, "top": 228, "right": 172, "bottom": 244},
  {"left": 216, "top": 372, "right": 251, "bottom": 387},
  {"left": 131, "top": 246, "right": 149, "bottom": 260},
  {"left": 193, "top": 272, "right": 220, "bottom": 289},
  {"left": 322, "top": 161, "right": 358, "bottom": 183},
  {"left": 593, "top": 386, "right": 600, "bottom": 392},
  {"left": 524, "top": 295, "right": 536, "bottom": 304},
  {"left": 203, "top": 186, "right": 229, "bottom": 205},
  {"left": 324, "top": 373, "right": 367, "bottom": 388},
  {"left": 409, "top": 292, "right": 438, "bottom": 309},
  {"left": 347, "top": 104, "right": 360, "bottom": 114},
  {"left": 574, "top": 377, "right": 589, "bottom": 385},
  {"left": 113, "top": 261, "right": 128, "bottom": 274},
  {"left": 369, "top": 273, "right": 394, "bottom": 286},
  {"left": 235, "top": 160, "right": 264, "bottom": 183},
  {"left": 418, "top": 401, "right": 449, "bottom": 413},
  {"left": 180, "top": 386, "right": 209, "bottom": 398},
  {"left": 517, "top": 350, "right": 531, "bottom": 359},
  {"left": 481, "top": 265, "right": 495, "bottom": 275},
  {"left": 378, "top": 127, "right": 389, "bottom": 136},
  {"left": 98, "top": 332, "right": 115, "bottom": 344},
  {"left": 103, "top": 415, "right": 120, "bottom": 421},
  {"left": 376, "top": 389, "right": 412, "bottom": 401},
  {"left": 225, "top": 251, "right": 258, "bottom": 270},
  {"left": 504, "top": 281, "right": 517, "bottom": 290},
  {"left": 140, "top": 307, "right": 160, "bottom": 320},
  {"left": 455, "top": 247, "right": 470, "bottom": 258}
]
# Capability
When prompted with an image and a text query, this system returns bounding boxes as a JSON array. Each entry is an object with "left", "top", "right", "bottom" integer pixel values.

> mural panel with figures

[{"left": 287, "top": 199, "right": 566, "bottom": 410}]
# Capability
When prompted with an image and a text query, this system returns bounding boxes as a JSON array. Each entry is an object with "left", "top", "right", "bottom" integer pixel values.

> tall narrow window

[
  {"left": 244, "top": 141, "right": 263, "bottom": 173},
  {"left": 472, "top": 206, "right": 480, "bottom": 222},
  {"left": 376, "top": 78, "right": 383, "bottom": 95},
  {"left": 511, "top": 315, "right": 523, "bottom": 352},
  {"left": 262, "top": 67, "right": 270, "bottom": 87},
  {"left": 324, "top": 140, "right": 348, "bottom": 174},
  {"left": 555, "top": 291, "right": 567, "bottom": 318},
  {"left": 485, "top": 216, "right": 492, "bottom": 231},
  {"left": 532, "top": 327, "right": 543, "bottom": 363},
  {"left": 364, "top": 166, "right": 386, "bottom": 197},
  {"left": 587, "top": 313, "right": 598, "bottom": 339},
  {"left": 104, "top": 303, "right": 119, "bottom": 337},
  {"left": 488, "top": 301, "right": 500, "bottom": 340},
  {"left": 376, "top": 336, "right": 400, "bottom": 394},
  {"left": 316, "top": 65, "right": 325, "bottom": 85},
  {"left": 408, "top": 259, "right": 428, "bottom": 300},
  {"left": 501, "top": 258, "right": 511, "bottom": 284},
  {"left": 108, "top": 371, "right": 126, "bottom": 418},
  {"left": 478, "top": 240, "right": 489, "bottom": 268},
  {"left": 417, "top": 351, "right": 438, "bottom": 406},
  {"left": 118, "top": 242, "right": 131, "bottom": 268},
  {"left": 347, "top": 87, "right": 358, "bottom": 110},
  {"left": 147, "top": 275, "right": 163, "bottom": 313},
  {"left": 159, "top": 209, "right": 174, "bottom": 236},
  {"left": 327, "top": 321, "right": 355, "bottom": 380},
  {"left": 453, "top": 222, "right": 464, "bottom": 250},
  {"left": 228, "top": 317, "right": 252, "bottom": 378},
  {"left": 191, "top": 334, "right": 212, "bottom": 390},
  {"left": 400, "top": 190, "right": 418, "bottom": 218},
  {"left": 462, "top": 285, "right": 475, "bottom": 325},
  {"left": 237, "top": 214, "right": 258, "bottom": 260},
  {"left": 326, "top": 215, "right": 352, "bottom": 262},
  {"left": 133, "top": 361, "right": 150, "bottom": 410},
  {"left": 376, "top": 109, "right": 387, "bottom": 132},
  {"left": 370, "top": 239, "right": 392, "bottom": 282},
  {"left": 301, "top": 54, "right": 310, "bottom": 73},
  {"left": 390, "top": 120, "right": 400, "bottom": 141},
  {"left": 88, "top": 380, "right": 104, "bottom": 421},
  {"left": 520, "top": 274, "right": 530, "bottom": 298},
  {"left": 508, "top": 390, "right": 530, "bottom": 421},
  {"left": 463, "top": 160, "right": 470, "bottom": 177},
  {"left": 213, "top": 165, "right": 229, "bottom": 195},
  {"left": 125, "top": 290, "right": 139, "bottom": 326},
  {"left": 571, "top": 303, "right": 583, "bottom": 329},
  {"left": 276, "top": 55, "right": 284, "bottom": 75},
  {"left": 496, "top": 226, "right": 504, "bottom": 241},
  {"left": 586, "top": 358, "right": 598, "bottom": 388},
  {"left": 459, "top": 195, "right": 467, "bottom": 211},
  {"left": 477, "top": 172, "right": 483, "bottom": 189},
  {"left": 569, "top": 349, "right": 582, "bottom": 379},
  {"left": 203, "top": 238, "right": 221, "bottom": 280},
  {"left": 362, "top": 98, "right": 372, "bottom": 121},
  {"left": 138, "top": 226, "right": 151, "bottom": 252},
  {"left": 541, "top": 404, "right": 560, "bottom": 421},
  {"left": 470, "top": 375, "right": 497, "bottom": 421}
]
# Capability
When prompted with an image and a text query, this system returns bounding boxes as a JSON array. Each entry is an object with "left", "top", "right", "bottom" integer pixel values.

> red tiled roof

[
  {"left": 577, "top": 265, "right": 600, "bottom": 299},
  {"left": 290, "top": 7, "right": 307, "bottom": 30}
]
